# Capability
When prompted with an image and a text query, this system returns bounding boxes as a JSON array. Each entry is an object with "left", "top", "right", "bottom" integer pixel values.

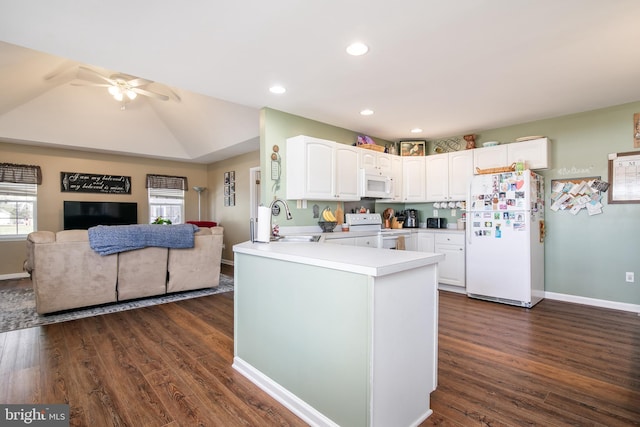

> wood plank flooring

[{"left": 1, "top": 267, "right": 638, "bottom": 426}]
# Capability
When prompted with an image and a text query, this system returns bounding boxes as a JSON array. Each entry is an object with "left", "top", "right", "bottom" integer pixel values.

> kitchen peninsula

[{"left": 232, "top": 241, "right": 444, "bottom": 427}]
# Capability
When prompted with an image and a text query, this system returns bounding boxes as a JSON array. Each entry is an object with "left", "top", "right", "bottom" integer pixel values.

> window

[
  {"left": 146, "top": 174, "right": 187, "bottom": 224},
  {"left": 0, "top": 163, "right": 41, "bottom": 239}
]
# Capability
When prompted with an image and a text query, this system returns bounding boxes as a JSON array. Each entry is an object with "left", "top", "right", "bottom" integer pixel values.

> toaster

[{"left": 427, "top": 218, "right": 447, "bottom": 229}]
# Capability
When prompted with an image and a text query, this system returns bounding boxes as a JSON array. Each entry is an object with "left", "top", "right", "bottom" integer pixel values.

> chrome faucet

[{"left": 269, "top": 198, "right": 293, "bottom": 237}]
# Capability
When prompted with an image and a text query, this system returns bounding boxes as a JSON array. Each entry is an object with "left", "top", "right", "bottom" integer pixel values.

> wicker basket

[
  {"left": 475, "top": 163, "right": 516, "bottom": 175},
  {"left": 358, "top": 144, "right": 385, "bottom": 152}
]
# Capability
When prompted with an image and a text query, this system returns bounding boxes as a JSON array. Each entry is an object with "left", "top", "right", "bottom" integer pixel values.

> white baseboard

[
  {"left": 232, "top": 357, "right": 339, "bottom": 427},
  {"left": 0, "top": 272, "right": 29, "bottom": 281},
  {"left": 438, "top": 283, "right": 466, "bottom": 294},
  {"left": 545, "top": 291, "right": 640, "bottom": 314},
  {"left": 221, "top": 258, "right": 234, "bottom": 266}
]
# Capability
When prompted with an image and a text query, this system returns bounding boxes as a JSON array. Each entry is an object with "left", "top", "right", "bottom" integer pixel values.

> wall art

[{"left": 61, "top": 172, "right": 131, "bottom": 194}]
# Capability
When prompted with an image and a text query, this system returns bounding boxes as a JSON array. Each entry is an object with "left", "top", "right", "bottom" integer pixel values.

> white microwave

[{"left": 360, "top": 169, "right": 393, "bottom": 198}]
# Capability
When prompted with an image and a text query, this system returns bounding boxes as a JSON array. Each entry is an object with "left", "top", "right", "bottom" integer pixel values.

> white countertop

[{"left": 234, "top": 240, "right": 444, "bottom": 277}]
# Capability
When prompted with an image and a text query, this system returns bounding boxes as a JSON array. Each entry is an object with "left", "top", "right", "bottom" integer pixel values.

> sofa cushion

[
  {"left": 167, "top": 226, "right": 223, "bottom": 292},
  {"left": 56, "top": 229, "right": 89, "bottom": 242},
  {"left": 32, "top": 239, "right": 118, "bottom": 313},
  {"left": 117, "top": 247, "right": 169, "bottom": 301}
]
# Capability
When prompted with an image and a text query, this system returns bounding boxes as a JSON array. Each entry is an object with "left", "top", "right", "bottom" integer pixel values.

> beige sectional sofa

[{"left": 24, "top": 226, "right": 224, "bottom": 314}]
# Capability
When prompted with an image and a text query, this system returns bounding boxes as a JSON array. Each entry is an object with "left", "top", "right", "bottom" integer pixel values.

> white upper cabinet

[
  {"left": 474, "top": 138, "right": 550, "bottom": 174},
  {"left": 507, "top": 137, "right": 550, "bottom": 170},
  {"left": 448, "top": 150, "right": 475, "bottom": 200},
  {"left": 425, "top": 150, "right": 473, "bottom": 201},
  {"left": 335, "top": 144, "right": 361, "bottom": 200},
  {"left": 390, "top": 155, "right": 403, "bottom": 201},
  {"left": 359, "top": 149, "right": 392, "bottom": 175},
  {"left": 425, "top": 153, "right": 449, "bottom": 201},
  {"left": 402, "top": 156, "right": 426, "bottom": 202},
  {"left": 473, "top": 145, "right": 508, "bottom": 173},
  {"left": 286, "top": 135, "right": 360, "bottom": 201}
]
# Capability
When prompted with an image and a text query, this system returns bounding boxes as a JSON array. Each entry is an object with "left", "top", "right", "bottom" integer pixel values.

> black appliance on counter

[
  {"left": 426, "top": 217, "right": 447, "bottom": 229},
  {"left": 403, "top": 209, "right": 419, "bottom": 228}
]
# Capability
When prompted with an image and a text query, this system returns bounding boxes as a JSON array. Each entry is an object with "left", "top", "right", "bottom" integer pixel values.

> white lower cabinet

[
  {"left": 415, "top": 231, "right": 466, "bottom": 288},
  {"left": 325, "top": 236, "right": 356, "bottom": 246},
  {"left": 417, "top": 232, "right": 435, "bottom": 253},
  {"left": 434, "top": 233, "right": 465, "bottom": 287},
  {"left": 355, "top": 235, "right": 378, "bottom": 248}
]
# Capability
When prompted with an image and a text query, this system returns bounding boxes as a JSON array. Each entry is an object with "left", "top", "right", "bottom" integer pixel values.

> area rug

[{"left": 0, "top": 275, "right": 234, "bottom": 333}]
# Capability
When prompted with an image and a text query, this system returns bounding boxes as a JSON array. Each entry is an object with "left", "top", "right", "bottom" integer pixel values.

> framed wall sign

[
  {"left": 608, "top": 151, "right": 640, "bottom": 204},
  {"left": 61, "top": 172, "right": 131, "bottom": 194}
]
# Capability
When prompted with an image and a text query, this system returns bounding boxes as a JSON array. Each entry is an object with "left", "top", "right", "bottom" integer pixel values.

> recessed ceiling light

[
  {"left": 346, "top": 42, "right": 369, "bottom": 56},
  {"left": 360, "top": 109, "right": 374, "bottom": 116},
  {"left": 269, "top": 85, "right": 286, "bottom": 94},
  {"left": 411, "top": 128, "right": 423, "bottom": 133}
]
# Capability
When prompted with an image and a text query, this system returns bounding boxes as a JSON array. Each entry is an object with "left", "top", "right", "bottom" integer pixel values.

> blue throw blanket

[{"left": 88, "top": 224, "right": 198, "bottom": 255}]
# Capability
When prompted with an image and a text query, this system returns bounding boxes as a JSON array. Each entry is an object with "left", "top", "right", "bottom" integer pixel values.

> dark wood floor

[{"left": 1, "top": 266, "right": 638, "bottom": 426}]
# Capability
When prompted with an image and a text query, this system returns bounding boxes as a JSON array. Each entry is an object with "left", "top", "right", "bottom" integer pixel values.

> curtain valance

[
  {"left": 146, "top": 174, "right": 188, "bottom": 190},
  {"left": 0, "top": 163, "right": 42, "bottom": 185}
]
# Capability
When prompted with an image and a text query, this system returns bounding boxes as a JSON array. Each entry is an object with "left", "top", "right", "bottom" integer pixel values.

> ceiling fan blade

[
  {"left": 125, "top": 77, "right": 154, "bottom": 87},
  {"left": 70, "top": 82, "right": 111, "bottom": 88},
  {"left": 132, "top": 87, "right": 170, "bottom": 101},
  {"left": 77, "top": 66, "right": 116, "bottom": 85}
]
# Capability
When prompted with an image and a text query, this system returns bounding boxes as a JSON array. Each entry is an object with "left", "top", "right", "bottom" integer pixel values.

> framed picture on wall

[{"left": 400, "top": 140, "right": 426, "bottom": 156}]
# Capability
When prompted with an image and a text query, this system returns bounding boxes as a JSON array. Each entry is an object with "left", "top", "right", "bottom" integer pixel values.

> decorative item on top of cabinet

[
  {"left": 432, "top": 136, "right": 462, "bottom": 153},
  {"left": 464, "top": 134, "right": 476, "bottom": 149},
  {"left": 400, "top": 140, "right": 426, "bottom": 156}
]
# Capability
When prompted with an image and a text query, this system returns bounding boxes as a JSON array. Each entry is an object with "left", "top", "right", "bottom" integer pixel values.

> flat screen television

[{"left": 63, "top": 201, "right": 138, "bottom": 230}]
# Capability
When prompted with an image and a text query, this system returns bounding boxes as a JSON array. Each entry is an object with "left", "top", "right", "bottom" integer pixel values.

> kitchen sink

[{"left": 270, "top": 235, "right": 321, "bottom": 243}]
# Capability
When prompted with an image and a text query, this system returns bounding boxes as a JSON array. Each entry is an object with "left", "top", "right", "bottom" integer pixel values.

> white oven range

[{"left": 345, "top": 213, "right": 412, "bottom": 249}]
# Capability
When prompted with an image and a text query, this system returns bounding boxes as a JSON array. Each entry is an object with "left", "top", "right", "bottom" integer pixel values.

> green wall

[
  {"left": 261, "top": 103, "right": 640, "bottom": 306},
  {"left": 477, "top": 101, "right": 640, "bottom": 305},
  {"left": 260, "top": 107, "right": 391, "bottom": 228}
]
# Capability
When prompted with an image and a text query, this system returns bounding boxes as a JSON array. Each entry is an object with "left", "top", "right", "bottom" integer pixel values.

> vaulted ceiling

[{"left": 1, "top": 1, "right": 639, "bottom": 163}]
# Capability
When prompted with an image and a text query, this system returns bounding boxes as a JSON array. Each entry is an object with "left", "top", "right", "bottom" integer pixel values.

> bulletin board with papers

[
  {"left": 608, "top": 151, "right": 640, "bottom": 204},
  {"left": 550, "top": 177, "right": 609, "bottom": 216}
]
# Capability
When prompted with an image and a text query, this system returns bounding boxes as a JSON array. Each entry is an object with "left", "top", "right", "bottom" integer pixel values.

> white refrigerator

[{"left": 465, "top": 170, "right": 545, "bottom": 308}]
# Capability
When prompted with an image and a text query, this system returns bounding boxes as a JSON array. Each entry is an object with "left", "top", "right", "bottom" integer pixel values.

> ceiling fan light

[
  {"left": 108, "top": 86, "right": 119, "bottom": 97},
  {"left": 126, "top": 90, "right": 137, "bottom": 100},
  {"left": 113, "top": 92, "right": 124, "bottom": 102}
]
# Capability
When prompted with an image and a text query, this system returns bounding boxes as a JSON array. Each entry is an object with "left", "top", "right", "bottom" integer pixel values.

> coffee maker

[{"left": 403, "top": 209, "right": 419, "bottom": 228}]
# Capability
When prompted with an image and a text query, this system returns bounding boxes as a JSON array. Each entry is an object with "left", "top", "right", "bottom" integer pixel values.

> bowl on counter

[
  {"left": 318, "top": 221, "right": 338, "bottom": 232},
  {"left": 482, "top": 141, "right": 500, "bottom": 147}
]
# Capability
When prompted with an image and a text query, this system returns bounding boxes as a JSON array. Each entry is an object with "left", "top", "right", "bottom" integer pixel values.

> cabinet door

[
  {"left": 473, "top": 145, "right": 508, "bottom": 173},
  {"left": 425, "top": 153, "right": 449, "bottom": 202},
  {"left": 335, "top": 144, "right": 360, "bottom": 200},
  {"left": 448, "top": 150, "right": 474, "bottom": 200},
  {"left": 325, "top": 237, "right": 356, "bottom": 246},
  {"left": 355, "top": 235, "right": 379, "bottom": 248},
  {"left": 402, "top": 157, "right": 426, "bottom": 202},
  {"left": 286, "top": 136, "right": 336, "bottom": 200},
  {"left": 435, "top": 233, "right": 465, "bottom": 287},
  {"left": 305, "top": 139, "right": 335, "bottom": 199},
  {"left": 377, "top": 153, "right": 393, "bottom": 175},
  {"left": 390, "top": 155, "right": 403, "bottom": 201},
  {"left": 417, "top": 232, "right": 435, "bottom": 252},
  {"left": 359, "top": 149, "right": 378, "bottom": 170},
  {"left": 507, "top": 138, "right": 550, "bottom": 170}
]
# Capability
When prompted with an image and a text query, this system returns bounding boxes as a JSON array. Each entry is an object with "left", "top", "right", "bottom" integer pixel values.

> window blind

[{"left": 146, "top": 174, "right": 188, "bottom": 190}]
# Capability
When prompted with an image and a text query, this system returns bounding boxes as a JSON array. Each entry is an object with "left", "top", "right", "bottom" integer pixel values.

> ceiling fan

[{"left": 72, "top": 66, "right": 181, "bottom": 108}]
